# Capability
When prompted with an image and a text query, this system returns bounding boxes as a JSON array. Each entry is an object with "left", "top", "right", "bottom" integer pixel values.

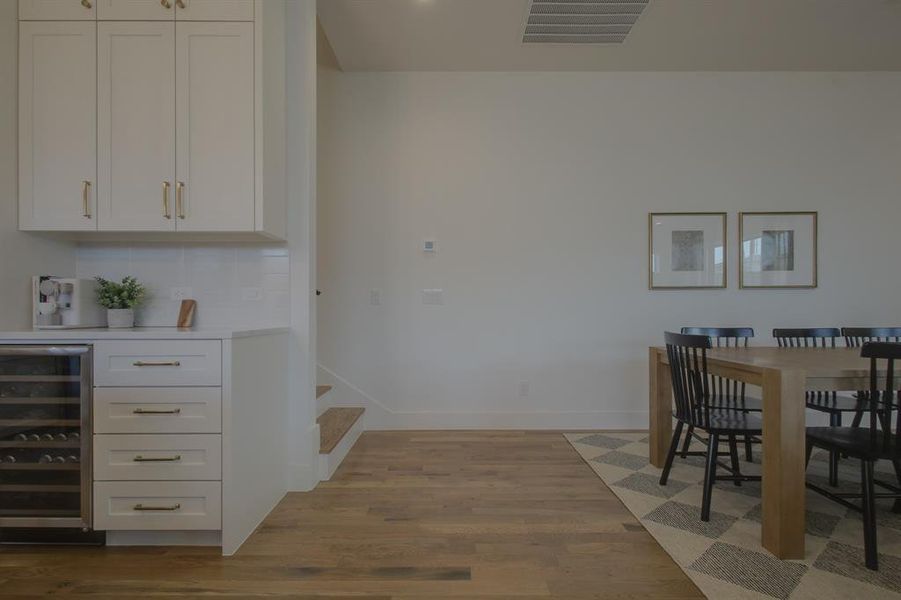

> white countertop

[{"left": 0, "top": 327, "right": 289, "bottom": 341}]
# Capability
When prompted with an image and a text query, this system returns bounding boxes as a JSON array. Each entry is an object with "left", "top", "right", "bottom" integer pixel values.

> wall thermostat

[{"left": 423, "top": 240, "right": 437, "bottom": 253}]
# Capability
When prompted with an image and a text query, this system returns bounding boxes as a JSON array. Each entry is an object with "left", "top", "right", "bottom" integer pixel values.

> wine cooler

[{"left": 0, "top": 346, "right": 92, "bottom": 530}]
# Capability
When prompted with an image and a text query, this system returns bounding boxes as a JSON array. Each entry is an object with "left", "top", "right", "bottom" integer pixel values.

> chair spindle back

[
  {"left": 665, "top": 332, "right": 713, "bottom": 423},
  {"left": 772, "top": 328, "right": 841, "bottom": 348},
  {"left": 681, "top": 327, "right": 754, "bottom": 407},
  {"left": 844, "top": 328, "right": 901, "bottom": 348},
  {"left": 860, "top": 342, "right": 901, "bottom": 444}
]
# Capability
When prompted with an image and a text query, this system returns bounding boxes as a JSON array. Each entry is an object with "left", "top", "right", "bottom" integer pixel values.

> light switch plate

[
  {"left": 370, "top": 289, "right": 381, "bottom": 306},
  {"left": 421, "top": 289, "right": 444, "bottom": 306},
  {"left": 242, "top": 287, "right": 263, "bottom": 301}
]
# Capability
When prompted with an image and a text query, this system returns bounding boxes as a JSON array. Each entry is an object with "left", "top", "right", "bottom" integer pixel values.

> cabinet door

[
  {"left": 19, "top": 0, "right": 96, "bottom": 20},
  {"left": 175, "top": 22, "right": 254, "bottom": 232},
  {"left": 19, "top": 22, "right": 97, "bottom": 231},
  {"left": 97, "top": 0, "right": 175, "bottom": 20},
  {"left": 175, "top": 0, "right": 253, "bottom": 21},
  {"left": 98, "top": 22, "right": 176, "bottom": 231}
]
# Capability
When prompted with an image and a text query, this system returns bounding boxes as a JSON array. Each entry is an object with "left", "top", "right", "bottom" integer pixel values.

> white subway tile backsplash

[{"left": 76, "top": 244, "right": 290, "bottom": 328}]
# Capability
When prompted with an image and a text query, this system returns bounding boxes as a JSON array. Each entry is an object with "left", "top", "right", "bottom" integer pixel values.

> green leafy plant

[{"left": 95, "top": 276, "right": 148, "bottom": 310}]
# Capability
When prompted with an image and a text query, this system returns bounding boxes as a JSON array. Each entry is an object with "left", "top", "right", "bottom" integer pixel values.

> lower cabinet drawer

[
  {"left": 94, "top": 481, "right": 222, "bottom": 531},
  {"left": 94, "top": 387, "right": 222, "bottom": 434},
  {"left": 93, "top": 434, "right": 222, "bottom": 481}
]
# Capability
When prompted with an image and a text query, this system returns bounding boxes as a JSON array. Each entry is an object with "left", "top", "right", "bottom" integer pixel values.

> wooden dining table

[{"left": 648, "top": 345, "right": 899, "bottom": 560}]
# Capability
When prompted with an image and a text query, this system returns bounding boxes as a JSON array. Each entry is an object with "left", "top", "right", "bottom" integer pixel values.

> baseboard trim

[
  {"left": 365, "top": 411, "right": 649, "bottom": 430},
  {"left": 106, "top": 530, "right": 221, "bottom": 547}
]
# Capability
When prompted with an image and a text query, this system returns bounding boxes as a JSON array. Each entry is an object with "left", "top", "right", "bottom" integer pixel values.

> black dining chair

[
  {"left": 773, "top": 328, "right": 870, "bottom": 486},
  {"left": 844, "top": 328, "right": 901, "bottom": 347},
  {"left": 660, "top": 332, "right": 762, "bottom": 521},
  {"left": 680, "top": 328, "right": 760, "bottom": 461},
  {"left": 805, "top": 341, "right": 901, "bottom": 571},
  {"left": 843, "top": 328, "right": 901, "bottom": 429}
]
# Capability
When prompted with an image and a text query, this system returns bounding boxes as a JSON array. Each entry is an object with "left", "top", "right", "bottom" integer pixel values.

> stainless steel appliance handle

[{"left": 0, "top": 346, "right": 91, "bottom": 356}]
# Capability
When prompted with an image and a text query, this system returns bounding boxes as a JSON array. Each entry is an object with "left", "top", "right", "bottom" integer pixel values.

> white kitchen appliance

[{"left": 32, "top": 277, "right": 106, "bottom": 329}]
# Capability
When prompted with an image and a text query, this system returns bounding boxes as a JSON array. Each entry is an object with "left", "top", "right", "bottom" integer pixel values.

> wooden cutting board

[{"left": 177, "top": 299, "right": 196, "bottom": 328}]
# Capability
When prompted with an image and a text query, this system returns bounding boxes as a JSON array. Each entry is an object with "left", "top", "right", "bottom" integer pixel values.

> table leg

[
  {"left": 649, "top": 347, "right": 672, "bottom": 468},
  {"left": 761, "top": 367, "right": 806, "bottom": 559}
]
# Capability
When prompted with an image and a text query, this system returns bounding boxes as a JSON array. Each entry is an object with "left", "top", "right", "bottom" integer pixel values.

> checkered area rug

[{"left": 565, "top": 432, "right": 901, "bottom": 599}]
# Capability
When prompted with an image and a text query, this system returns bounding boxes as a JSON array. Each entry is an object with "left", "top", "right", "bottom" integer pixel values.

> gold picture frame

[
  {"left": 648, "top": 212, "right": 727, "bottom": 290},
  {"left": 739, "top": 211, "right": 818, "bottom": 289}
]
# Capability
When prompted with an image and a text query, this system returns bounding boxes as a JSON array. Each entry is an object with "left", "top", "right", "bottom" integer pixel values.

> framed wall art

[
  {"left": 739, "top": 211, "right": 817, "bottom": 289},
  {"left": 648, "top": 212, "right": 727, "bottom": 290}
]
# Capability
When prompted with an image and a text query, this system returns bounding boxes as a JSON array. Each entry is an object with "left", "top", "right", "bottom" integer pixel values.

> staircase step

[
  {"left": 317, "top": 407, "right": 364, "bottom": 454},
  {"left": 316, "top": 385, "right": 333, "bottom": 399}
]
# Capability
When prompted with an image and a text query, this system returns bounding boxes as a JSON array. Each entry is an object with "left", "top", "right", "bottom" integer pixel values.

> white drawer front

[
  {"left": 94, "top": 434, "right": 221, "bottom": 481},
  {"left": 94, "top": 388, "right": 221, "bottom": 434},
  {"left": 94, "top": 340, "right": 221, "bottom": 387},
  {"left": 94, "top": 481, "right": 221, "bottom": 530}
]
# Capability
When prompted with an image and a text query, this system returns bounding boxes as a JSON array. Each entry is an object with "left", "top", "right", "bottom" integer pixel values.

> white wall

[
  {"left": 0, "top": 1, "right": 74, "bottom": 329},
  {"left": 317, "top": 71, "right": 901, "bottom": 430},
  {"left": 75, "top": 244, "right": 290, "bottom": 328}
]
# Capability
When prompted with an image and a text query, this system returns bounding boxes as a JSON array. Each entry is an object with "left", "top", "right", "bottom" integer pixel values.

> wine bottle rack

[{"left": 0, "top": 345, "right": 92, "bottom": 529}]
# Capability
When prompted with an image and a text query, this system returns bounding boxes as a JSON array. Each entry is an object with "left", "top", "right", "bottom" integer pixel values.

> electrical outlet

[
  {"left": 170, "top": 287, "right": 193, "bottom": 301},
  {"left": 370, "top": 289, "right": 381, "bottom": 306},
  {"left": 519, "top": 381, "right": 530, "bottom": 398}
]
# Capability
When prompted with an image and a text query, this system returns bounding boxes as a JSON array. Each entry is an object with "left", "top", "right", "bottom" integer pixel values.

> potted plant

[{"left": 95, "top": 276, "right": 147, "bottom": 328}]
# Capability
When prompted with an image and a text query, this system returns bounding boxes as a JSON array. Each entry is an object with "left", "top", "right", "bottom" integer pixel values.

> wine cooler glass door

[{"left": 0, "top": 346, "right": 91, "bottom": 528}]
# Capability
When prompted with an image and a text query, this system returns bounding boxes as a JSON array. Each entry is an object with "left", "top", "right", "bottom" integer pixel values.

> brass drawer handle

[
  {"left": 82, "top": 0, "right": 92, "bottom": 8},
  {"left": 176, "top": 181, "right": 185, "bottom": 219},
  {"left": 133, "top": 455, "right": 181, "bottom": 462},
  {"left": 161, "top": 0, "right": 172, "bottom": 8},
  {"left": 176, "top": 0, "right": 186, "bottom": 8},
  {"left": 82, "top": 180, "right": 91, "bottom": 218},
  {"left": 133, "top": 408, "right": 181, "bottom": 415},
  {"left": 133, "top": 360, "right": 181, "bottom": 367},
  {"left": 133, "top": 503, "right": 181, "bottom": 511},
  {"left": 163, "top": 182, "right": 171, "bottom": 218}
]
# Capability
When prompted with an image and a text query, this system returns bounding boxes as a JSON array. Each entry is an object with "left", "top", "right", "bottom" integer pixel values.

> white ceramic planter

[{"left": 107, "top": 308, "right": 135, "bottom": 329}]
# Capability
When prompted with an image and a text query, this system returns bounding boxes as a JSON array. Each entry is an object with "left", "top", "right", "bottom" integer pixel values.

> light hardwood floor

[{"left": 0, "top": 431, "right": 702, "bottom": 598}]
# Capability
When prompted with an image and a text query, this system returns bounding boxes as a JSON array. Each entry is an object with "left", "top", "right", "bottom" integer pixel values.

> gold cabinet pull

[
  {"left": 133, "top": 455, "right": 181, "bottom": 462},
  {"left": 133, "top": 360, "right": 181, "bottom": 367},
  {"left": 82, "top": 181, "right": 91, "bottom": 218},
  {"left": 133, "top": 408, "right": 181, "bottom": 415},
  {"left": 176, "top": 0, "right": 186, "bottom": 8},
  {"left": 161, "top": 0, "right": 172, "bottom": 8},
  {"left": 134, "top": 503, "right": 181, "bottom": 511},
  {"left": 162, "top": 181, "right": 171, "bottom": 219},
  {"left": 176, "top": 181, "right": 185, "bottom": 219},
  {"left": 81, "top": 0, "right": 92, "bottom": 8}
]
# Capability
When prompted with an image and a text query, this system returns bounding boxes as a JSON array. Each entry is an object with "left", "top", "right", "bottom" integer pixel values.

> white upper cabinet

[
  {"left": 17, "top": 0, "right": 287, "bottom": 239},
  {"left": 98, "top": 22, "right": 177, "bottom": 231},
  {"left": 175, "top": 0, "right": 254, "bottom": 22},
  {"left": 19, "top": 21, "right": 97, "bottom": 230},
  {"left": 19, "top": 0, "right": 96, "bottom": 20},
  {"left": 175, "top": 22, "right": 254, "bottom": 232},
  {"left": 97, "top": 0, "right": 175, "bottom": 21}
]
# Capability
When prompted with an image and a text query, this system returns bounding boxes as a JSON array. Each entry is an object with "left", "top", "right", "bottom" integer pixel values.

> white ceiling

[{"left": 317, "top": 0, "right": 901, "bottom": 71}]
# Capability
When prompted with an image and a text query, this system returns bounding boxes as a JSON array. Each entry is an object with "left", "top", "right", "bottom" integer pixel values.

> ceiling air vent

[{"left": 523, "top": 0, "right": 649, "bottom": 44}]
